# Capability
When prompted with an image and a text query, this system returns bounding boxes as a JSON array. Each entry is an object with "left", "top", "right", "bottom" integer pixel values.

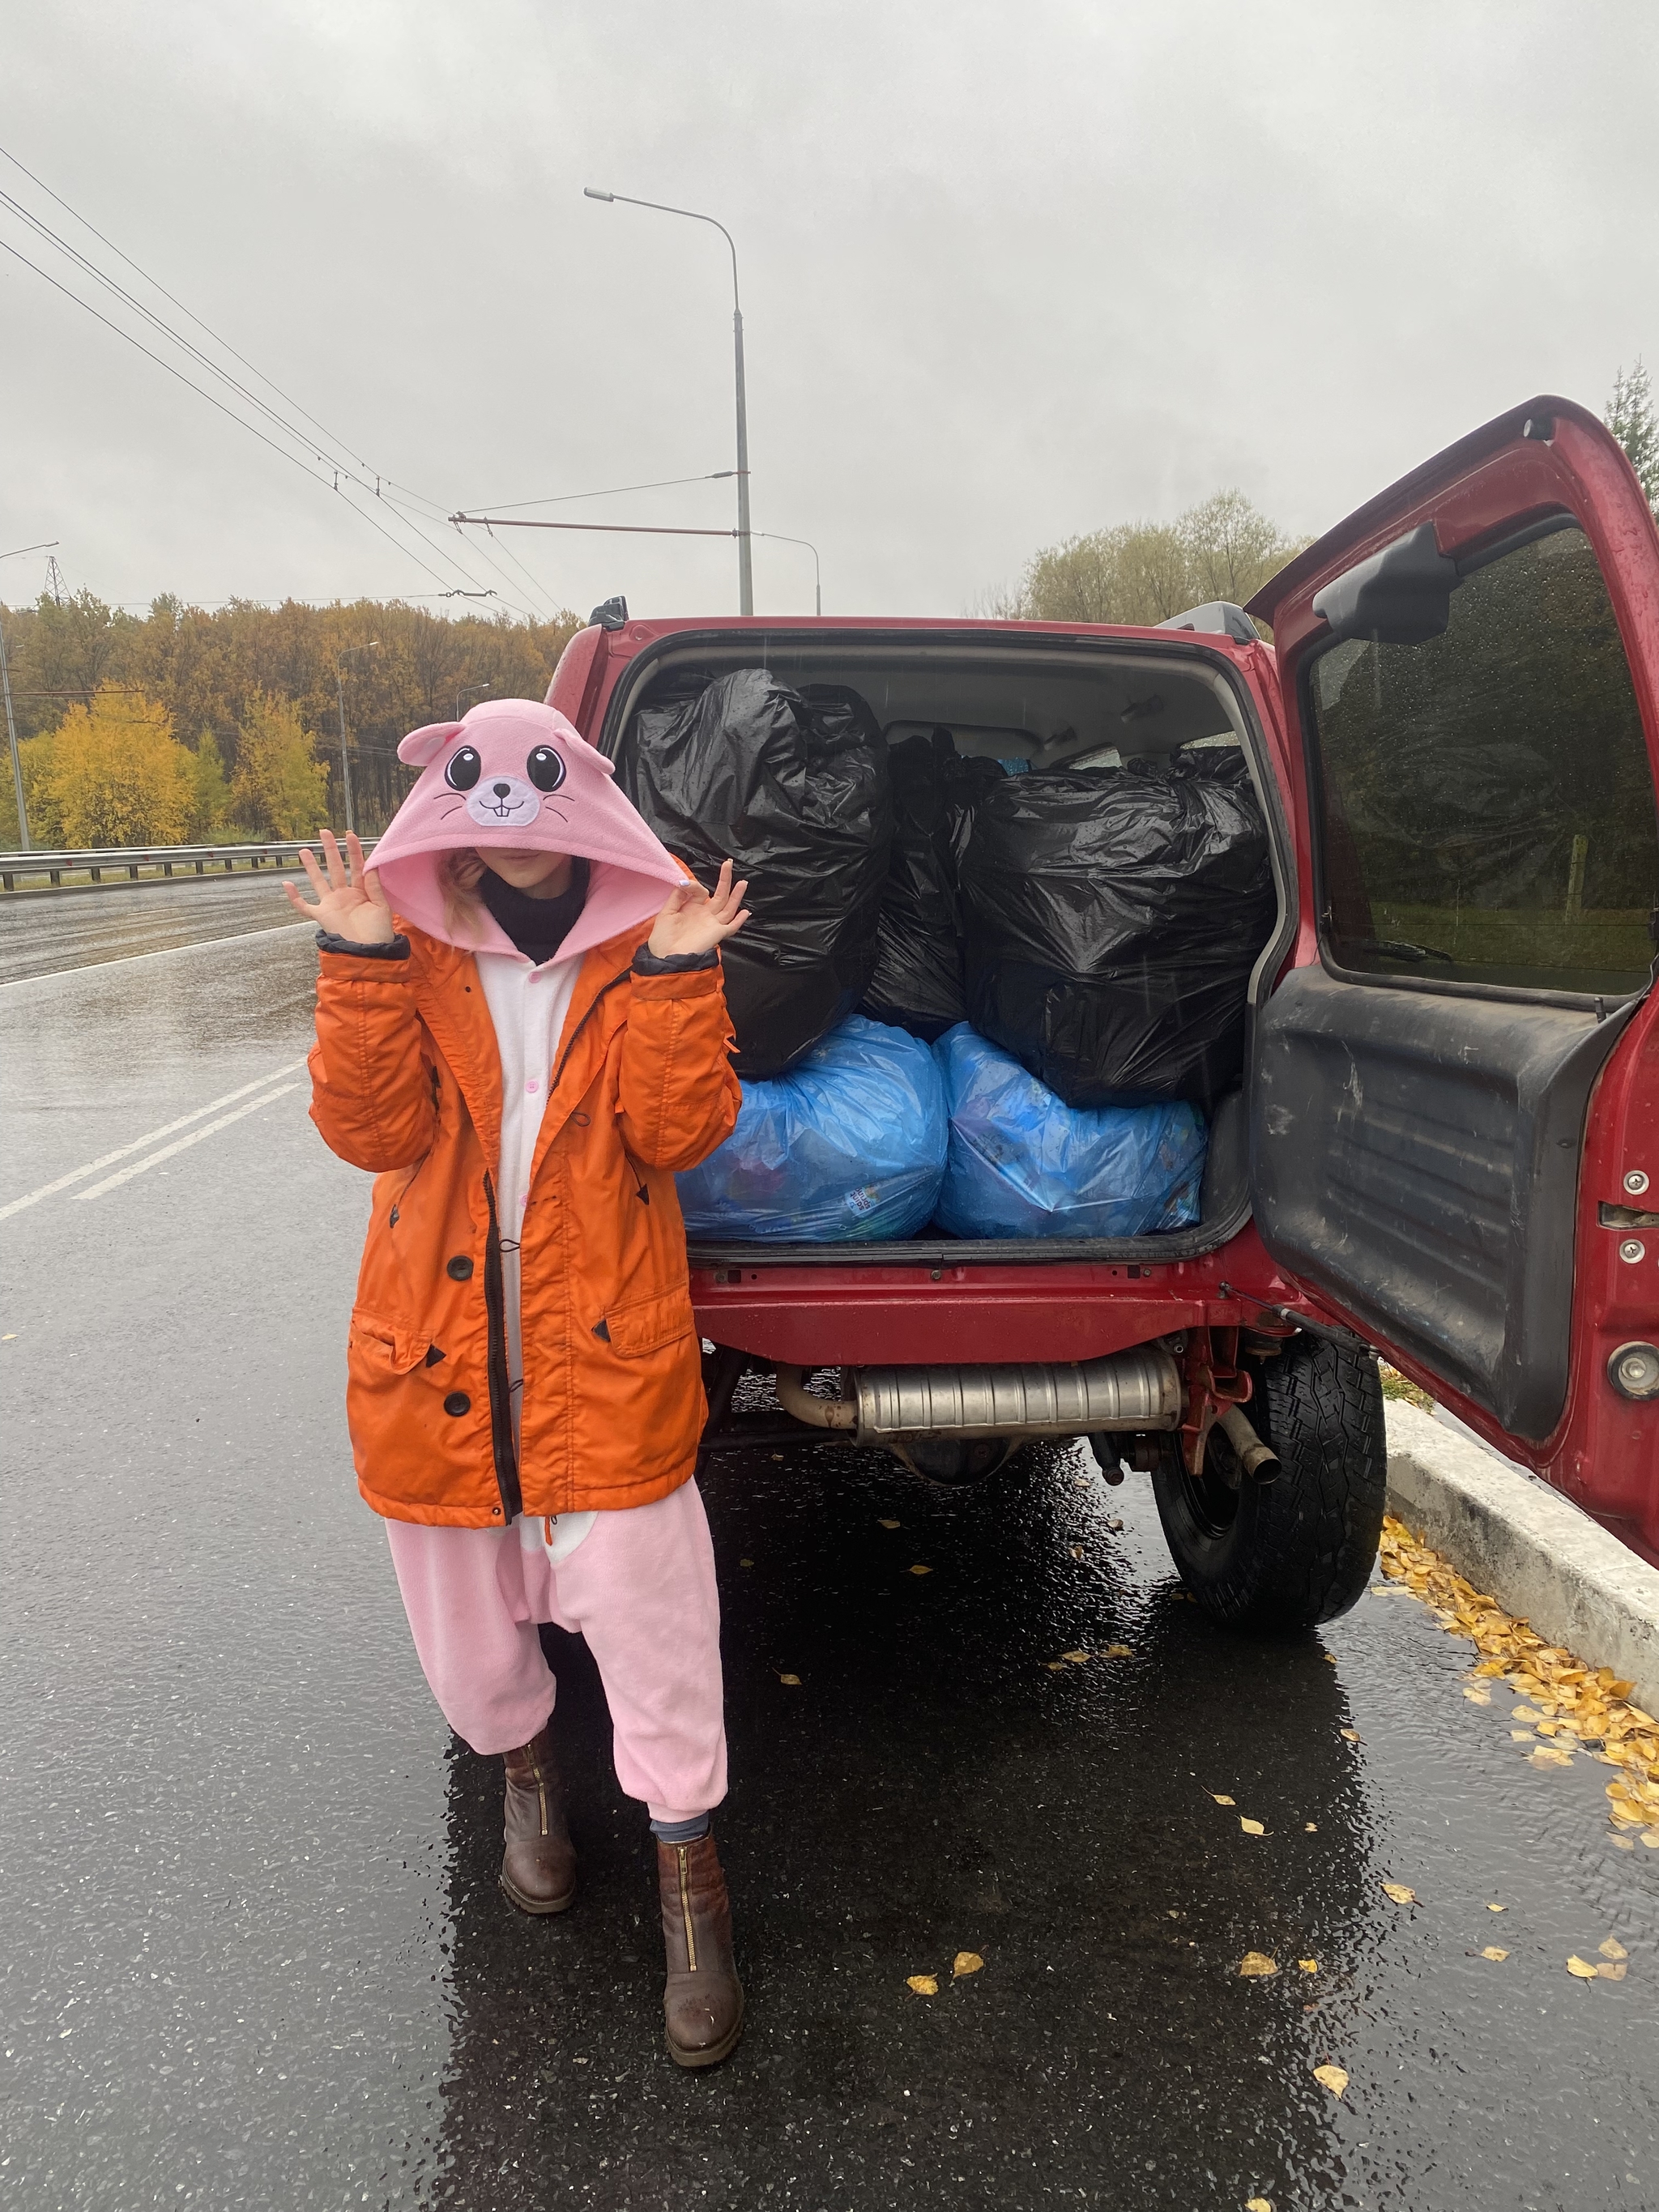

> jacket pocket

[
  {"left": 348, "top": 1309, "right": 433, "bottom": 1374},
  {"left": 601, "top": 1282, "right": 697, "bottom": 1360}
]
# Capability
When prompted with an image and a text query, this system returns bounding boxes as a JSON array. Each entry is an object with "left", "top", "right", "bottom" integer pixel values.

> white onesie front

[{"left": 475, "top": 944, "right": 598, "bottom": 1568}]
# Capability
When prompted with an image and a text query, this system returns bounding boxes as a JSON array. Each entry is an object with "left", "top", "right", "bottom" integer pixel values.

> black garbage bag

[
  {"left": 961, "top": 747, "right": 1276, "bottom": 1108},
  {"left": 623, "top": 667, "right": 893, "bottom": 1078},
  {"left": 863, "top": 736, "right": 1011, "bottom": 1040},
  {"left": 861, "top": 731, "right": 968, "bottom": 1040}
]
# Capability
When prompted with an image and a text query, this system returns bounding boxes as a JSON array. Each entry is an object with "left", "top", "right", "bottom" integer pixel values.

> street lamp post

[
  {"left": 0, "top": 541, "right": 59, "bottom": 852},
  {"left": 455, "top": 679, "right": 493, "bottom": 720},
  {"left": 335, "top": 641, "right": 379, "bottom": 836},
  {"left": 584, "top": 189, "right": 753, "bottom": 616},
  {"left": 753, "top": 531, "right": 822, "bottom": 616}
]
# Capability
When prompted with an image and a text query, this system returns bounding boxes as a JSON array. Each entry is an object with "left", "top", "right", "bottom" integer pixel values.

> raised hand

[
  {"left": 647, "top": 859, "right": 751, "bottom": 960},
  {"left": 282, "top": 831, "right": 395, "bottom": 944}
]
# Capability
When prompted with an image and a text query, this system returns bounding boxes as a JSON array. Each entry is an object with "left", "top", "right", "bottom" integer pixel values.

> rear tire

[{"left": 1150, "top": 1335, "right": 1386, "bottom": 1631}]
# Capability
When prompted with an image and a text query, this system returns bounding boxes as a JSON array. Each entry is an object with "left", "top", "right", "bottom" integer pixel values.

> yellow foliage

[
  {"left": 230, "top": 690, "right": 330, "bottom": 838},
  {"left": 1378, "top": 1516, "right": 1659, "bottom": 1843},
  {"left": 34, "top": 689, "right": 194, "bottom": 846}
]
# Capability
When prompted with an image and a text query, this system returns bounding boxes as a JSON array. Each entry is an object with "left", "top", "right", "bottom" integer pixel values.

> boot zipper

[
  {"left": 527, "top": 1740, "right": 549, "bottom": 1838},
  {"left": 676, "top": 1842, "right": 697, "bottom": 1971}
]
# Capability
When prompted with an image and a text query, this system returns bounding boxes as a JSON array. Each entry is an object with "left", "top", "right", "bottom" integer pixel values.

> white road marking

[
  {"left": 74, "top": 1084, "right": 302, "bottom": 1200},
  {"left": 0, "top": 918, "right": 315, "bottom": 990},
  {"left": 0, "top": 1059, "right": 309, "bottom": 1221}
]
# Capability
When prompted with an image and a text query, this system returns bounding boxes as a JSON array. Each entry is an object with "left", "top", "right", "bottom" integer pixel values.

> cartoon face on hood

[{"left": 368, "top": 697, "right": 684, "bottom": 961}]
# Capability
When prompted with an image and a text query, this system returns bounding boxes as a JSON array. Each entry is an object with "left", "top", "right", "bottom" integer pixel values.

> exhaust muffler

[{"left": 774, "top": 1346, "right": 1183, "bottom": 1447}]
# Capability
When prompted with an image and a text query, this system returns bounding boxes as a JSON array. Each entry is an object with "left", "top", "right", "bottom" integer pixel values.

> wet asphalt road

[{"left": 2, "top": 884, "right": 1656, "bottom": 2212}]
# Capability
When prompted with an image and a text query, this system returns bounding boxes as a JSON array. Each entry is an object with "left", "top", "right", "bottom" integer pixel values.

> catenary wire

[{"left": 0, "top": 155, "right": 552, "bottom": 617}]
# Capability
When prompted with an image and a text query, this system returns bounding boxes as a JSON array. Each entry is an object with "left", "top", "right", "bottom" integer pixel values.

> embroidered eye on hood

[{"left": 368, "top": 697, "right": 684, "bottom": 961}]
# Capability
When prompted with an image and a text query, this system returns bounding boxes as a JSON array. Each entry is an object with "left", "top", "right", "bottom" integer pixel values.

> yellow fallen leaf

[
  {"left": 1566, "top": 1955, "right": 1599, "bottom": 1979},
  {"left": 1311, "top": 2063, "right": 1348, "bottom": 2096},
  {"left": 1102, "top": 1643, "right": 1133, "bottom": 1658},
  {"left": 877, "top": 1518, "right": 900, "bottom": 1529},
  {"left": 1486, "top": 1903, "right": 1506, "bottom": 1912},
  {"left": 1643, "top": 1831, "right": 1659, "bottom": 1848},
  {"left": 1599, "top": 1937, "right": 1628, "bottom": 1959},
  {"left": 778, "top": 1673, "right": 802, "bottom": 1686},
  {"left": 952, "top": 1951, "right": 983, "bottom": 1977},
  {"left": 1609, "top": 1680, "right": 1636, "bottom": 1698},
  {"left": 1061, "top": 1650, "right": 1090, "bottom": 1664},
  {"left": 1239, "top": 1818, "right": 1265, "bottom": 1836},
  {"left": 1512, "top": 1705, "right": 1547, "bottom": 1722},
  {"left": 1529, "top": 1747, "right": 1574, "bottom": 1769},
  {"left": 1597, "top": 1961, "right": 1627, "bottom": 1980},
  {"left": 1463, "top": 1687, "right": 1492, "bottom": 1705},
  {"left": 740, "top": 1558, "right": 754, "bottom": 1568},
  {"left": 1381, "top": 1882, "right": 1416, "bottom": 1904},
  {"left": 1246, "top": 2200, "right": 1274, "bottom": 2212},
  {"left": 1044, "top": 1660, "right": 1067, "bottom": 1672},
  {"left": 906, "top": 1974, "right": 938, "bottom": 1996},
  {"left": 1511, "top": 1729, "right": 1536, "bottom": 1742},
  {"left": 1324, "top": 1654, "right": 1337, "bottom": 1664},
  {"left": 908, "top": 1563, "right": 932, "bottom": 1577},
  {"left": 1298, "top": 1958, "right": 1319, "bottom": 1974},
  {"left": 1305, "top": 1822, "right": 1318, "bottom": 1832},
  {"left": 1212, "top": 1793, "right": 1236, "bottom": 1806},
  {"left": 1340, "top": 1728, "right": 1361, "bottom": 1742},
  {"left": 1237, "top": 1951, "right": 1277, "bottom": 1977},
  {"left": 1481, "top": 1946, "right": 1508, "bottom": 1962},
  {"left": 1070, "top": 1545, "right": 1085, "bottom": 1558}
]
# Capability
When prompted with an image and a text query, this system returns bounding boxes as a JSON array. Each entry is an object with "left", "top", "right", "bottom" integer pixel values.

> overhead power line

[{"left": 0, "top": 145, "right": 555, "bottom": 620}]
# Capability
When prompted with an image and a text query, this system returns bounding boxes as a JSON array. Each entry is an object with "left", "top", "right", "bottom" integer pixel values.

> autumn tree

[
  {"left": 229, "top": 691, "right": 330, "bottom": 837},
  {"left": 32, "top": 690, "right": 194, "bottom": 846},
  {"left": 993, "top": 492, "right": 1307, "bottom": 627},
  {"left": 1606, "top": 360, "right": 1658, "bottom": 512}
]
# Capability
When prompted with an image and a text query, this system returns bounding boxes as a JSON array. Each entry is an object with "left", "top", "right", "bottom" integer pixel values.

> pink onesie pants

[{"left": 384, "top": 1477, "right": 726, "bottom": 1825}]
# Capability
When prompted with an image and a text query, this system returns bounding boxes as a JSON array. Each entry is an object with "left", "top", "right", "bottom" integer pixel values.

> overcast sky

[{"left": 5, "top": 1, "right": 1656, "bottom": 626}]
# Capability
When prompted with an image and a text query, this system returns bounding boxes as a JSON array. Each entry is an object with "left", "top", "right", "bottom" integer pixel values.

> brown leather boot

[
  {"left": 500, "top": 1724, "right": 577, "bottom": 1915},
  {"left": 657, "top": 1831, "right": 744, "bottom": 2068}
]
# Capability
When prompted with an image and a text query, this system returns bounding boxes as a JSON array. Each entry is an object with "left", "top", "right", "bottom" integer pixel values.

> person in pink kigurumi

[{"left": 284, "top": 694, "right": 751, "bottom": 2068}]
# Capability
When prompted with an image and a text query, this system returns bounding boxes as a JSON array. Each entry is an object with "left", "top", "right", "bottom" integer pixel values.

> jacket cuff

[
  {"left": 316, "top": 930, "right": 411, "bottom": 961},
  {"left": 632, "top": 944, "right": 719, "bottom": 975}
]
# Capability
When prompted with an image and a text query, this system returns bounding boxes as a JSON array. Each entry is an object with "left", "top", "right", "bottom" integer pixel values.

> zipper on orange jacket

[{"left": 481, "top": 1172, "right": 522, "bottom": 1524}]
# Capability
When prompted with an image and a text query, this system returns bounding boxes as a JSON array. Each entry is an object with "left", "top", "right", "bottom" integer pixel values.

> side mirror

[
  {"left": 1311, "top": 524, "right": 1459, "bottom": 646},
  {"left": 588, "top": 595, "right": 629, "bottom": 632}
]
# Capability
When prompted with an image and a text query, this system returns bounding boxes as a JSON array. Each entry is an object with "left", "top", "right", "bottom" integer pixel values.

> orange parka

[{"left": 309, "top": 918, "right": 741, "bottom": 1527}]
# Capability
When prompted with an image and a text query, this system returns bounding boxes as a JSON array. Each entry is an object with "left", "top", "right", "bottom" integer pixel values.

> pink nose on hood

[{"left": 367, "top": 698, "right": 684, "bottom": 962}]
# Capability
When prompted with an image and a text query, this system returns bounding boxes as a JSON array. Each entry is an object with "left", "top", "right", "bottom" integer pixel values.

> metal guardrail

[{"left": 0, "top": 838, "right": 379, "bottom": 892}]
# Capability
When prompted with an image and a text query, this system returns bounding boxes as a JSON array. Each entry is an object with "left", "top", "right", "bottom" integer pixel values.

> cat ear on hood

[{"left": 398, "top": 720, "right": 464, "bottom": 767}]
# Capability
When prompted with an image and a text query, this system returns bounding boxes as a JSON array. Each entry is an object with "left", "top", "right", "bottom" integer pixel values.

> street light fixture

[
  {"left": 584, "top": 188, "right": 753, "bottom": 616},
  {"left": 455, "top": 679, "right": 493, "bottom": 720},
  {"left": 335, "top": 641, "right": 380, "bottom": 837},
  {"left": 0, "top": 540, "right": 59, "bottom": 852},
  {"left": 753, "top": 531, "right": 822, "bottom": 616}
]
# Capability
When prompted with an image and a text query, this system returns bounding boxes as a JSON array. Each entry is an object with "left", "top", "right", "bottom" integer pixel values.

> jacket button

[
  {"left": 446, "top": 1255, "right": 474, "bottom": 1281},
  {"left": 443, "top": 1392, "right": 471, "bottom": 1417}
]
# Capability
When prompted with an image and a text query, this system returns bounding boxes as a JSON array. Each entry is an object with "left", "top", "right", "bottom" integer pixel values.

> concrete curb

[{"left": 1384, "top": 1399, "right": 1659, "bottom": 1717}]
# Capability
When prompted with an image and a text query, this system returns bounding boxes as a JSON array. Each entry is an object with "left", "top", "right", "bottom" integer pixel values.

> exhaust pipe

[
  {"left": 1218, "top": 1403, "right": 1279, "bottom": 1482},
  {"left": 774, "top": 1347, "right": 1183, "bottom": 1447}
]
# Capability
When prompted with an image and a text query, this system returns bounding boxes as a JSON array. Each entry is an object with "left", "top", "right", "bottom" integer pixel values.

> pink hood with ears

[{"left": 367, "top": 697, "right": 684, "bottom": 961}]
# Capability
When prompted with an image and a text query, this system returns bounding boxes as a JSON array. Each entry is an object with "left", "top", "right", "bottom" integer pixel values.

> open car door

[{"left": 1246, "top": 397, "right": 1659, "bottom": 1562}]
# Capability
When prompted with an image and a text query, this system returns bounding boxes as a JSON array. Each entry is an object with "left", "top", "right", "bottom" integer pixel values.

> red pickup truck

[{"left": 546, "top": 394, "right": 1659, "bottom": 1619}]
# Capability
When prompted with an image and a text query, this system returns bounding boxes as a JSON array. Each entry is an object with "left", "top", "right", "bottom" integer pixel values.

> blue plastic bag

[
  {"left": 677, "top": 1015, "right": 948, "bottom": 1242},
  {"left": 932, "top": 1024, "right": 1206, "bottom": 1238}
]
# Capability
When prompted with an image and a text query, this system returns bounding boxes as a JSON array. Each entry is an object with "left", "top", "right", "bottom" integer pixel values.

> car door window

[{"left": 1304, "top": 521, "right": 1659, "bottom": 998}]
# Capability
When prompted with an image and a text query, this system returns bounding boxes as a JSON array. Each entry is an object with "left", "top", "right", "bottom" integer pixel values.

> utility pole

[
  {"left": 335, "top": 641, "right": 379, "bottom": 836},
  {"left": 0, "top": 613, "right": 25, "bottom": 850},
  {"left": 0, "top": 542, "right": 58, "bottom": 851},
  {"left": 584, "top": 190, "right": 753, "bottom": 615}
]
